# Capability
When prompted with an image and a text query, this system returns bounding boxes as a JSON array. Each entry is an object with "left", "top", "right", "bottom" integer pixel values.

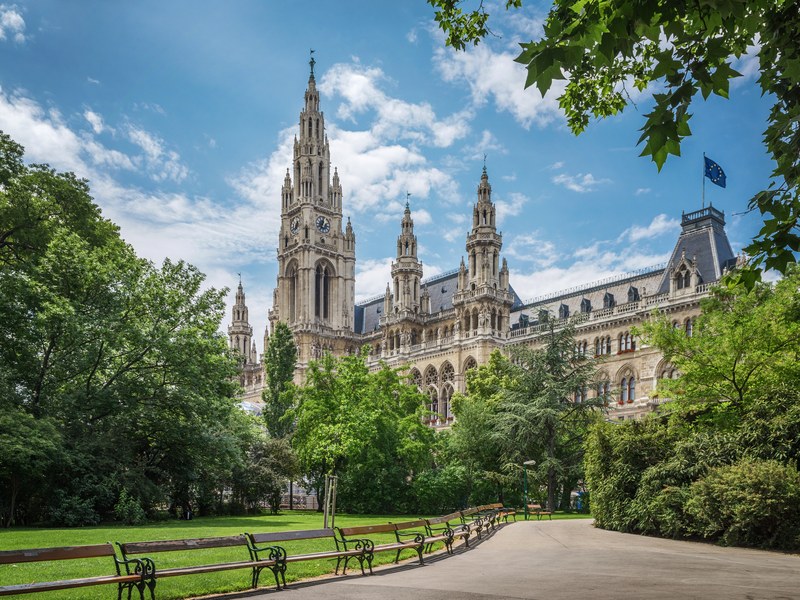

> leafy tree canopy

[
  {"left": 263, "top": 321, "right": 297, "bottom": 438},
  {"left": 428, "top": 0, "right": 800, "bottom": 282}
]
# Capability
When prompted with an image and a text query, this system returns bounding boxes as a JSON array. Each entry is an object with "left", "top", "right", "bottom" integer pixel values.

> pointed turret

[
  {"left": 228, "top": 279, "right": 255, "bottom": 364},
  {"left": 452, "top": 167, "right": 514, "bottom": 339},
  {"left": 390, "top": 198, "right": 424, "bottom": 315}
]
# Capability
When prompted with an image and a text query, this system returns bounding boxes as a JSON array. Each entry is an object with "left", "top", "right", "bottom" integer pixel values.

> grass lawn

[{"left": 0, "top": 510, "right": 591, "bottom": 599}]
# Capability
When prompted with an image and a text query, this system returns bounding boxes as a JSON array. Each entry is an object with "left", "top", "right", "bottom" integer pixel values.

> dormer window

[
  {"left": 603, "top": 292, "right": 614, "bottom": 309},
  {"left": 627, "top": 286, "right": 640, "bottom": 302},
  {"left": 559, "top": 304, "right": 570, "bottom": 319},
  {"left": 581, "top": 298, "right": 592, "bottom": 313}
]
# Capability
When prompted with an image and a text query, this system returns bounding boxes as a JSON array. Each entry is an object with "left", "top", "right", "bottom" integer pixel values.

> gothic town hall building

[{"left": 228, "top": 62, "right": 738, "bottom": 425}]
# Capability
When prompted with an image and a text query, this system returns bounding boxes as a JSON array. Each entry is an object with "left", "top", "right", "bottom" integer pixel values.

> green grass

[
  {"left": 0, "top": 511, "right": 434, "bottom": 600},
  {"left": 0, "top": 510, "right": 592, "bottom": 599}
]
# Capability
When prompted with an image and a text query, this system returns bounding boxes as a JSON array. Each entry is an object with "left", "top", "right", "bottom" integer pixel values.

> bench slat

[
  {"left": 0, "top": 544, "right": 115, "bottom": 564},
  {"left": 391, "top": 520, "right": 426, "bottom": 530},
  {"left": 0, "top": 574, "right": 141, "bottom": 596},
  {"left": 249, "top": 529, "right": 334, "bottom": 544},
  {"left": 156, "top": 560, "right": 269, "bottom": 577},
  {"left": 339, "top": 523, "right": 396, "bottom": 536},
  {"left": 121, "top": 535, "right": 245, "bottom": 554},
  {"left": 284, "top": 549, "right": 362, "bottom": 563}
]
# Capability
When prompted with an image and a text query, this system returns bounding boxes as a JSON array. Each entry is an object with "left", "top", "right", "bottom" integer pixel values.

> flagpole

[{"left": 702, "top": 152, "right": 706, "bottom": 208}]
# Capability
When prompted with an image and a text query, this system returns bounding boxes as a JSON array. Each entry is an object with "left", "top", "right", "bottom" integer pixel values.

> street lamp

[{"left": 522, "top": 459, "right": 536, "bottom": 520}]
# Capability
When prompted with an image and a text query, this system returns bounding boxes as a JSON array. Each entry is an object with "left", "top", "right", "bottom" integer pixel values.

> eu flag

[{"left": 704, "top": 156, "right": 726, "bottom": 188}]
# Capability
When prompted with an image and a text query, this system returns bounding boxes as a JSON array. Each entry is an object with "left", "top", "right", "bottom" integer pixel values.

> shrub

[
  {"left": 114, "top": 490, "right": 147, "bottom": 525},
  {"left": 48, "top": 494, "right": 100, "bottom": 527},
  {"left": 686, "top": 459, "right": 800, "bottom": 549}
]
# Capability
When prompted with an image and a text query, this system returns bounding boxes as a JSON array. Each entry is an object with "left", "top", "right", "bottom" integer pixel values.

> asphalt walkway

[{"left": 209, "top": 519, "right": 800, "bottom": 600}]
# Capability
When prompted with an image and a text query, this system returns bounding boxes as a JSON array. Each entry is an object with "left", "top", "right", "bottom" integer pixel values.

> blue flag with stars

[{"left": 704, "top": 156, "right": 726, "bottom": 188}]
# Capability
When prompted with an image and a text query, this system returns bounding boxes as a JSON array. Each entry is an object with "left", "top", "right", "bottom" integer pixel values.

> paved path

[{"left": 210, "top": 519, "right": 800, "bottom": 600}]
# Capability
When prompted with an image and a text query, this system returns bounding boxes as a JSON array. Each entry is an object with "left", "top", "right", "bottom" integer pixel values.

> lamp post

[{"left": 522, "top": 459, "right": 536, "bottom": 520}]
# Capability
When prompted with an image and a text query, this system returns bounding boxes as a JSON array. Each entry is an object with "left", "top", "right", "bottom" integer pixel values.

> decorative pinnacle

[
  {"left": 405, "top": 191, "right": 411, "bottom": 210},
  {"left": 309, "top": 49, "right": 316, "bottom": 78}
]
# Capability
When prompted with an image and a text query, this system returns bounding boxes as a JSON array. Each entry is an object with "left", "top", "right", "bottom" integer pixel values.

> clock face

[
  {"left": 315, "top": 215, "right": 331, "bottom": 234},
  {"left": 290, "top": 217, "right": 300, "bottom": 236}
]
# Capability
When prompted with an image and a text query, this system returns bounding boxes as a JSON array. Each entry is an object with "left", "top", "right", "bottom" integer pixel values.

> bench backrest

[
  {"left": 338, "top": 523, "right": 396, "bottom": 537},
  {"left": 426, "top": 511, "right": 461, "bottom": 526},
  {"left": 461, "top": 508, "right": 478, "bottom": 518},
  {"left": 488, "top": 503, "right": 503, "bottom": 509},
  {"left": 248, "top": 529, "right": 334, "bottom": 545},
  {"left": 390, "top": 519, "right": 426, "bottom": 531},
  {"left": 0, "top": 544, "right": 115, "bottom": 565},
  {"left": 119, "top": 535, "right": 246, "bottom": 556}
]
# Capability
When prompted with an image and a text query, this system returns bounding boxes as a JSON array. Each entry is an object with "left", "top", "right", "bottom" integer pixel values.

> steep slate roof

[
  {"left": 510, "top": 268, "right": 665, "bottom": 327},
  {"left": 655, "top": 205, "right": 735, "bottom": 294},
  {"left": 353, "top": 269, "right": 522, "bottom": 335}
]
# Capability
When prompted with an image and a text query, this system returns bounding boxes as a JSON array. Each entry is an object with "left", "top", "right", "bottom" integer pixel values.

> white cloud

[
  {"left": 495, "top": 191, "right": 528, "bottom": 225},
  {"left": 320, "top": 62, "right": 472, "bottom": 148},
  {"left": 84, "top": 109, "right": 106, "bottom": 134},
  {"left": 620, "top": 214, "right": 680, "bottom": 243},
  {"left": 433, "top": 43, "right": 565, "bottom": 129},
  {"left": 0, "top": 5, "right": 25, "bottom": 43},
  {"left": 126, "top": 125, "right": 189, "bottom": 183},
  {"left": 505, "top": 233, "right": 559, "bottom": 268},
  {"left": 732, "top": 39, "right": 761, "bottom": 87},
  {"left": 87, "top": 77, "right": 100, "bottom": 85},
  {"left": 635, "top": 187, "right": 651, "bottom": 196},
  {"left": 355, "top": 257, "right": 394, "bottom": 301},
  {"left": 549, "top": 161, "right": 564, "bottom": 170},
  {"left": 552, "top": 172, "right": 611, "bottom": 193},
  {"left": 0, "top": 87, "right": 88, "bottom": 174}
]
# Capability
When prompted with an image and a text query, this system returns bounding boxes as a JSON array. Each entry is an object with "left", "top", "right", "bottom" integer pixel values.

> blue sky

[{"left": 1, "top": 1, "right": 772, "bottom": 345}]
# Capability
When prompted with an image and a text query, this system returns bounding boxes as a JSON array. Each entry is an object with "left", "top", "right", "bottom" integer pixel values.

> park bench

[
  {"left": 424, "top": 511, "right": 472, "bottom": 554},
  {"left": 459, "top": 507, "right": 490, "bottom": 539},
  {"left": 487, "top": 502, "right": 517, "bottom": 523},
  {"left": 527, "top": 503, "right": 553, "bottom": 520},
  {"left": 116, "top": 534, "right": 282, "bottom": 597},
  {"left": 0, "top": 543, "right": 153, "bottom": 598},
  {"left": 245, "top": 528, "right": 368, "bottom": 588},
  {"left": 336, "top": 520, "right": 426, "bottom": 574}
]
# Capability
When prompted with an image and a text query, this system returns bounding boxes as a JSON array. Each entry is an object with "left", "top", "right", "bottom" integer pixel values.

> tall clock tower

[{"left": 268, "top": 54, "right": 357, "bottom": 374}]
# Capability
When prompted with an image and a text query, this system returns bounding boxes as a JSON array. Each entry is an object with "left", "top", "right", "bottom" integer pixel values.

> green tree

[
  {"left": 262, "top": 321, "right": 297, "bottom": 438},
  {"left": 586, "top": 269, "right": 800, "bottom": 549},
  {"left": 428, "top": 0, "right": 800, "bottom": 283},
  {"left": 233, "top": 432, "right": 299, "bottom": 514},
  {"left": 497, "top": 325, "right": 604, "bottom": 511},
  {"left": 640, "top": 266, "right": 800, "bottom": 424},
  {"left": 291, "top": 350, "right": 434, "bottom": 513},
  {"left": 0, "top": 131, "right": 245, "bottom": 524},
  {"left": 449, "top": 351, "right": 517, "bottom": 504}
]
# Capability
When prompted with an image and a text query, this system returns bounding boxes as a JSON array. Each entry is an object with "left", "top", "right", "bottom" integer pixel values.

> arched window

[
  {"left": 628, "top": 377, "right": 636, "bottom": 402},
  {"left": 410, "top": 368, "right": 422, "bottom": 390},
  {"left": 315, "top": 264, "right": 331, "bottom": 319},
  {"left": 424, "top": 366, "right": 438, "bottom": 387},
  {"left": 440, "top": 362, "right": 455, "bottom": 383},
  {"left": 620, "top": 378, "right": 628, "bottom": 403},
  {"left": 288, "top": 264, "right": 298, "bottom": 321},
  {"left": 605, "top": 336, "right": 611, "bottom": 354},
  {"left": 685, "top": 318, "right": 694, "bottom": 337},
  {"left": 441, "top": 384, "right": 454, "bottom": 420}
]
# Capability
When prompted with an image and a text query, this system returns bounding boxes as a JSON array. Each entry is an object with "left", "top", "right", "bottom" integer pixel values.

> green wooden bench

[
  {"left": 246, "top": 528, "right": 368, "bottom": 588},
  {"left": 0, "top": 543, "right": 153, "bottom": 598},
  {"left": 424, "top": 511, "right": 472, "bottom": 554},
  {"left": 116, "top": 534, "right": 280, "bottom": 597},
  {"left": 336, "top": 520, "right": 427, "bottom": 574}
]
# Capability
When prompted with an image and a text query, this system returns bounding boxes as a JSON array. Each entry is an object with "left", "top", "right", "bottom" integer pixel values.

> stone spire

[
  {"left": 390, "top": 197, "right": 424, "bottom": 314},
  {"left": 228, "top": 279, "right": 256, "bottom": 364}
]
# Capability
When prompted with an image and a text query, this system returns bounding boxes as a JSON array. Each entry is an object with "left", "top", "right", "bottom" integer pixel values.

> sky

[{"left": 1, "top": 1, "right": 774, "bottom": 348}]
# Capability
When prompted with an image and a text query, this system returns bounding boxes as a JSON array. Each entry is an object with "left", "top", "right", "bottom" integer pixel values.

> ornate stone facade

[{"left": 231, "top": 61, "right": 738, "bottom": 423}]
